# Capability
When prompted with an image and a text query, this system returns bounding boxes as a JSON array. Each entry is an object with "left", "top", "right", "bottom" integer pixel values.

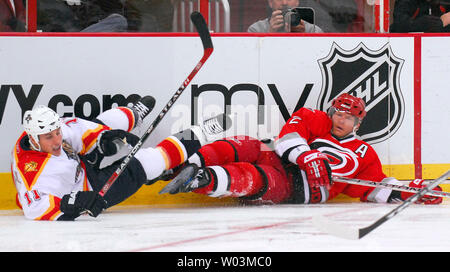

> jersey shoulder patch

[{"left": 13, "top": 133, "right": 52, "bottom": 190}]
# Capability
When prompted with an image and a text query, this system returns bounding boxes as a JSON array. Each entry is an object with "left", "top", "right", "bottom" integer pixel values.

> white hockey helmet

[{"left": 23, "top": 105, "right": 61, "bottom": 150}]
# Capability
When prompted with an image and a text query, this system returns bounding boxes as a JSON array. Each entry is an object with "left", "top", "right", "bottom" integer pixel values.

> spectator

[
  {"left": 299, "top": 0, "right": 358, "bottom": 32},
  {"left": 70, "top": 0, "right": 129, "bottom": 32},
  {"left": 37, "top": 0, "right": 130, "bottom": 32},
  {"left": 73, "top": 0, "right": 175, "bottom": 32},
  {"left": 126, "top": 0, "right": 174, "bottom": 32},
  {"left": 247, "top": 0, "right": 324, "bottom": 33},
  {"left": 0, "top": 0, "right": 26, "bottom": 32},
  {"left": 390, "top": 0, "right": 450, "bottom": 32},
  {"left": 37, "top": 0, "right": 80, "bottom": 32}
]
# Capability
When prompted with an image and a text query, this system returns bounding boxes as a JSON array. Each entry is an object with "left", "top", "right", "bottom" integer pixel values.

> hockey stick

[
  {"left": 333, "top": 176, "right": 450, "bottom": 199},
  {"left": 99, "top": 11, "right": 213, "bottom": 197},
  {"left": 312, "top": 169, "right": 450, "bottom": 240}
]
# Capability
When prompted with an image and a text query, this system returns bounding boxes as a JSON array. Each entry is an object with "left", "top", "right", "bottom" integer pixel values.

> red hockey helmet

[{"left": 330, "top": 93, "right": 366, "bottom": 120}]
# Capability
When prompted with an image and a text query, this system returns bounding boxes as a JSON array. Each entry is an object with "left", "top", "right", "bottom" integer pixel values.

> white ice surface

[{"left": 1, "top": 201, "right": 449, "bottom": 252}]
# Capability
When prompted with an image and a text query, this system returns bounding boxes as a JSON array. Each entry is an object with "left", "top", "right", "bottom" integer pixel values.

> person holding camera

[{"left": 247, "top": 0, "right": 323, "bottom": 33}]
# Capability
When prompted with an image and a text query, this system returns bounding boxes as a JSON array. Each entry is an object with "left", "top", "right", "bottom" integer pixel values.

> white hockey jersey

[{"left": 11, "top": 117, "right": 110, "bottom": 220}]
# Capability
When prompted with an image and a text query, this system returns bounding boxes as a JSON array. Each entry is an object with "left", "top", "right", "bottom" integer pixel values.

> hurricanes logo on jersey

[
  {"left": 311, "top": 139, "right": 359, "bottom": 176},
  {"left": 317, "top": 42, "right": 405, "bottom": 144}
]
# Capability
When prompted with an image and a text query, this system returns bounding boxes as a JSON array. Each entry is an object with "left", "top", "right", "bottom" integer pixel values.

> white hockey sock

[
  {"left": 96, "top": 107, "right": 135, "bottom": 132},
  {"left": 134, "top": 147, "right": 166, "bottom": 180},
  {"left": 207, "top": 166, "right": 230, "bottom": 197}
]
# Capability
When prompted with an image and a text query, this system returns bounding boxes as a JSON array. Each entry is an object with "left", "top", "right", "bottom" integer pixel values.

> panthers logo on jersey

[{"left": 24, "top": 161, "right": 38, "bottom": 173}]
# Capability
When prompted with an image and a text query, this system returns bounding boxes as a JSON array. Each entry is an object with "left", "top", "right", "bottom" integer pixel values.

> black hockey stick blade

[
  {"left": 312, "top": 169, "right": 450, "bottom": 240},
  {"left": 190, "top": 11, "right": 213, "bottom": 51}
]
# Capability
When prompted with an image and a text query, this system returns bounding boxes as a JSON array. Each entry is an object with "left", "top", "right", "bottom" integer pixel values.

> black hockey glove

[
  {"left": 97, "top": 129, "right": 140, "bottom": 156},
  {"left": 60, "top": 191, "right": 107, "bottom": 219}
]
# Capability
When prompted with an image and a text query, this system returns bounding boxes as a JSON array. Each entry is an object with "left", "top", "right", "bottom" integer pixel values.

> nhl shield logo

[{"left": 317, "top": 42, "right": 405, "bottom": 144}]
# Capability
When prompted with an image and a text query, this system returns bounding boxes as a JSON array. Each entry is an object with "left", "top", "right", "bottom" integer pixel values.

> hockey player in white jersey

[{"left": 11, "top": 96, "right": 230, "bottom": 221}]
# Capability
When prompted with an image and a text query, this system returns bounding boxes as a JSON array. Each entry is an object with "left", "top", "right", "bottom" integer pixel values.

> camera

[{"left": 282, "top": 8, "right": 302, "bottom": 27}]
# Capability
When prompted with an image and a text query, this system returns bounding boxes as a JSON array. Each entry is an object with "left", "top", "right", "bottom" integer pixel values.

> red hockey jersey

[{"left": 275, "top": 108, "right": 391, "bottom": 202}]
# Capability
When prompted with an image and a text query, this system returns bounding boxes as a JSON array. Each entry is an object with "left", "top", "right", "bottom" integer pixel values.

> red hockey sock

[
  {"left": 117, "top": 107, "right": 136, "bottom": 132},
  {"left": 156, "top": 136, "right": 188, "bottom": 170}
]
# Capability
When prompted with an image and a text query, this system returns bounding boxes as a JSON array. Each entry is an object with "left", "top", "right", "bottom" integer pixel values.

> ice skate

[
  {"left": 97, "top": 96, "right": 154, "bottom": 168},
  {"left": 201, "top": 113, "right": 230, "bottom": 136},
  {"left": 191, "top": 113, "right": 233, "bottom": 145},
  {"left": 159, "top": 163, "right": 211, "bottom": 194},
  {"left": 144, "top": 162, "right": 186, "bottom": 185},
  {"left": 131, "top": 95, "right": 156, "bottom": 127}
]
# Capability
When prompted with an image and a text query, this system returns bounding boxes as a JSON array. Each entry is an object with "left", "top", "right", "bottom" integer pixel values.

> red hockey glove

[
  {"left": 297, "top": 150, "right": 332, "bottom": 189},
  {"left": 401, "top": 179, "right": 443, "bottom": 205}
]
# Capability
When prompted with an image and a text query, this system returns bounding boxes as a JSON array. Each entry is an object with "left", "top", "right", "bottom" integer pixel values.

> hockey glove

[
  {"left": 97, "top": 129, "right": 139, "bottom": 156},
  {"left": 297, "top": 150, "right": 332, "bottom": 189},
  {"left": 400, "top": 179, "right": 443, "bottom": 205},
  {"left": 60, "top": 191, "right": 107, "bottom": 219}
]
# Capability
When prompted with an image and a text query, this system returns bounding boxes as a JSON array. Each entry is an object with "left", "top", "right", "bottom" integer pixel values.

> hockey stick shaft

[
  {"left": 99, "top": 12, "right": 213, "bottom": 197},
  {"left": 312, "top": 170, "right": 450, "bottom": 240},
  {"left": 333, "top": 176, "right": 450, "bottom": 199},
  {"left": 358, "top": 169, "right": 450, "bottom": 239}
]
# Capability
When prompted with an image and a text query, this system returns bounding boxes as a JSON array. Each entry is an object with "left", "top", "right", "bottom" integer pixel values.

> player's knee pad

[
  {"left": 197, "top": 162, "right": 291, "bottom": 205},
  {"left": 226, "top": 162, "right": 265, "bottom": 198},
  {"left": 219, "top": 135, "right": 262, "bottom": 163},
  {"left": 193, "top": 140, "right": 239, "bottom": 167},
  {"left": 245, "top": 164, "right": 291, "bottom": 204}
]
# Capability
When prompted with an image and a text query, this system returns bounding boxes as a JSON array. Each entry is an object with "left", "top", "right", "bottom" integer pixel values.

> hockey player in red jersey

[
  {"left": 11, "top": 96, "right": 230, "bottom": 221},
  {"left": 160, "top": 93, "right": 442, "bottom": 205}
]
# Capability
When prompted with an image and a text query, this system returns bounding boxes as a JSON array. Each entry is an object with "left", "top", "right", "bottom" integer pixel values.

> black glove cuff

[
  {"left": 387, "top": 190, "right": 403, "bottom": 203},
  {"left": 60, "top": 192, "right": 83, "bottom": 218}
]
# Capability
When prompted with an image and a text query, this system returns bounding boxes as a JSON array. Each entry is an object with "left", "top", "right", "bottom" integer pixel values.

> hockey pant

[{"left": 188, "top": 135, "right": 328, "bottom": 204}]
